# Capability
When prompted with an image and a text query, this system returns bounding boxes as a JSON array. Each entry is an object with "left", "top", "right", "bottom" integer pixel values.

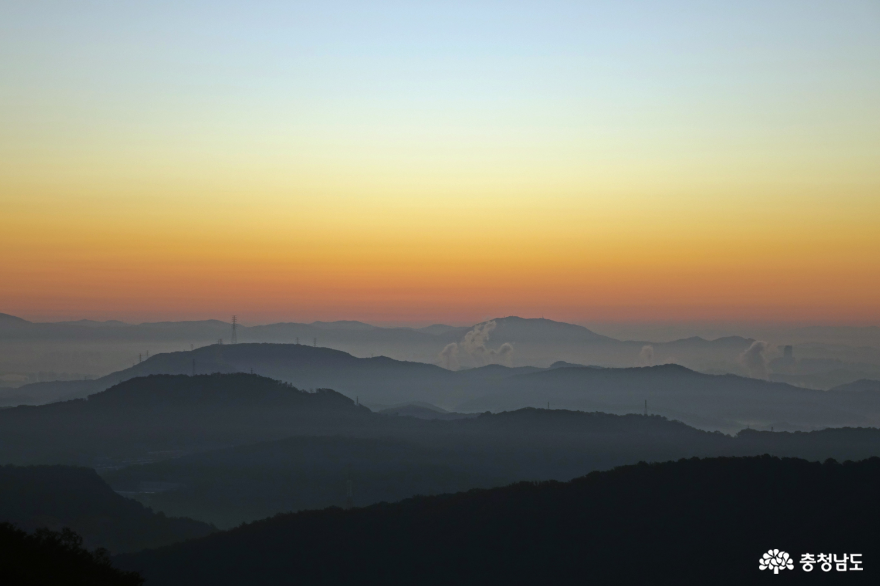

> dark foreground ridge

[
  {"left": 0, "top": 465, "right": 214, "bottom": 553},
  {"left": 0, "top": 523, "right": 143, "bottom": 586},
  {"left": 116, "top": 456, "right": 880, "bottom": 585}
]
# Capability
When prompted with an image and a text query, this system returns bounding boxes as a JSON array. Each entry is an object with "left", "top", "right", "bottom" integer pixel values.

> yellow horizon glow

[{"left": 2, "top": 2, "right": 878, "bottom": 324}]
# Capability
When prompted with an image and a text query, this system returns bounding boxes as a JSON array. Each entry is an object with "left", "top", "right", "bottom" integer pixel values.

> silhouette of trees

[{"left": 0, "top": 523, "right": 142, "bottom": 585}]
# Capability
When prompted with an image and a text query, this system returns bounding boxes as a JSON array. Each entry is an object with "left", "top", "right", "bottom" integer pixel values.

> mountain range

[
  {"left": 5, "top": 345, "right": 880, "bottom": 432},
  {"left": 0, "top": 465, "right": 212, "bottom": 553},
  {"left": 114, "top": 455, "right": 880, "bottom": 585},
  {"left": 4, "top": 313, "right": 877, "bottom": 390}
]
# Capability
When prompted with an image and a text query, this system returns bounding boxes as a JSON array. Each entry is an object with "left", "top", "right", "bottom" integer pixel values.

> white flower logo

[{"left": 759, "top": 549, "right": 794, "bottom": 574}]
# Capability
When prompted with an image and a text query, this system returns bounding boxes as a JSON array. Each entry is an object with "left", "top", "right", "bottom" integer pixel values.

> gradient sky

[{"left": 2, "top": 1, "right": 879, "bottom": 325}]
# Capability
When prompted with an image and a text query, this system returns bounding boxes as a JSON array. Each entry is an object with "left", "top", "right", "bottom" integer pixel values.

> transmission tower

[{"left": 231, "top": 315, "right": 238, "bottom": 344}]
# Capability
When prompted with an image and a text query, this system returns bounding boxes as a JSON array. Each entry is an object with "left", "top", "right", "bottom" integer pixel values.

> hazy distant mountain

[
  {"left": 115, "top": 456, "right": 880, "bottom": 585},
  {"left": 732, "top": 427, "right": 880, "bottom": 462},
  {"left": 548, "top": 360, "right": 591, "bottom": 368},
  {"left": 3, "top": 343, "right": 459, "bottom": 407},
  {"left": 10, "top": 344, "right": 880, "bottom": 432},
  {"left": 377, "top": 403, "right": 475, "bottom": 420},
  {"left": 0, "top": 465, "right": 212, "bottom": 553},
  {"left": 416, "top": 324, "right": 470, "bottom": 335},
  {"left": 0, "top": 313, "right": 756, "bottom": 379},
  {"left": 0, "top": 313, "right": 29, "bottom": 324},
  {"left": 831, "top": 379, "right": 880, "bottom": 393},
  {"left": 308, "top": 320, "right": 377, "bottom": 331},
  {"left": 5, "top": 313, "right": 875, "bottom": 385},
  {"left": 483, "top": 316, "right": 616, "bottom": 343},
  {"left": 457, "top": 364, "right": 880, "bottom": 432}
]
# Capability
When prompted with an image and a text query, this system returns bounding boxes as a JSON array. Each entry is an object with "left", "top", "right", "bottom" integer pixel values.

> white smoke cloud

[
  {"left": 639, "top": 345, "right": 654, "bottom": 366},
  {"left": 496, "top": 342, "right": 515, "bottom": 367},
  {"left": 439, "top": 343, "right": 459, "bottom": 370},
  {"left": 740, "top": 341, "right": 770, "bottom": 378},
  {"left": 461, "top": 321, "right": 497, "bottom": 358},
  {"left": 438, "top": 320, "right": 515, "bottom": 368}
]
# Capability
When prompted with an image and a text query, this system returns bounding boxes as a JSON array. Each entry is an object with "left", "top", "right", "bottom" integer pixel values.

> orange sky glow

[{"left": 2, "top": 2, "right": 878, "bottom": 325}]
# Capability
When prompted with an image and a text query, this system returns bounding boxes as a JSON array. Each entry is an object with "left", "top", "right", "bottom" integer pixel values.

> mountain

[
  {"left": 0, "top": 524, "right": 143, "bottom": 586},
  {"left": 7, "top": 314, "right": 875, "bottom": 390},
  {"left": 104, "top": 436, "right": 499, "bottom": 528},
  {"left": 456, "top": 364, "right": 880, "bottom": 432},
  {"left": 4, "top": 343, "right": 461, "bottom": 407},
  {"left": 10, "top": 345, "right": 880, "bottom": 431},
  {"left": 416, "top": 324, "right": 469, "bottom": 335},
  {"left": 377, "top": 403, "right": 475, "bottom": 420},
  {"left": 831, "top": 379, "right": 880, "bottom": 393},
  {"left": 114, "top": 456, "right": 880, "bottom": 585},
  {"left": 732, "top": 427, "right": 880, "bottom": 462},
  {"left": 0, "top": 313, "right": 30, "bottom": 324},
  {"left": 0, "top": 373, "right": 374, "bottom": 465},
  {"left": 101, "top": 410, "right": 730, "bottom": 528},
  {"left": 102, "top": 402, "right": 880, "bottom": 528},
  {"left": 0, "top": 465, "right": 212, "bottom": 553},
  {"left": 0, "top": 379, "right": 94, "bottom": 406},
  {"left": 0, "top": 314, "right": 763, "bottom": 381}
]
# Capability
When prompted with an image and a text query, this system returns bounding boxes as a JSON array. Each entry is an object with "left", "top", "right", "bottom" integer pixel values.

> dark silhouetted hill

[
  {"left": 0, "top": 524, "right": 143, "bottom": 586},
  {"left": 0, "top": 373, "right": 372, "bottom": 465},
  {"left": 0, "top": 465, "right": 212, "bottom": 553},
  {"left": 103, "top": 410, "right": 729, "bottom": 528},
  {"left": 102, "top": 404, "right": 880, "bottom": 528},
  {"left": 115, "top": 456, "right": 880, "bottom": 586},
  {"left": 104, "top": 437, "right": 500, "bottom": 528}
]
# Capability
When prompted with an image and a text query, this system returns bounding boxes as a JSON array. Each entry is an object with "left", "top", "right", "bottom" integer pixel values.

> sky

[{"left": 2, "top": 1, "right": 879, "bottom": 325}]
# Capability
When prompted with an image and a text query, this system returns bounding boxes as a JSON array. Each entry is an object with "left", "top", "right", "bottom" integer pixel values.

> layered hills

[
  {"left": 7, "top": 345, "right": 880, "bottom": 432},
  {"left": 0, "top": 465, "right": 212, "bottom": 553},
  {"left": 115, "top": 456, "right": 880, "bottom": 585}
]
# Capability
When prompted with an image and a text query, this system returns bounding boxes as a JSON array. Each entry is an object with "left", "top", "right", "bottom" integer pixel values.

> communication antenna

[
  {"left": 313, "top": 337, "right": 317, "bottom": 347},
  {"left": 231, "top": 315, "right": 238, "bottom": 344},
  {"left": 645, "top": 400, "right": 647, "bottom": 416},
  {"left": 192, "top": 359, "right": 195, "bottom": 376},
  {"left": 295, "top": 337, "right": 299, "bottom": 345},
  {"left": 138, "top": 353, "right": 142, "bottom": 364}
]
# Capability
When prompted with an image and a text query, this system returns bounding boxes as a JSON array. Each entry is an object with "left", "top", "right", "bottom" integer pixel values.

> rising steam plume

[
  {"left": 438, "top": 320, "right": 514, "bottom": 369},
  {"left": 739, "top": 341, "right": 770, "bottom": 378}
]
